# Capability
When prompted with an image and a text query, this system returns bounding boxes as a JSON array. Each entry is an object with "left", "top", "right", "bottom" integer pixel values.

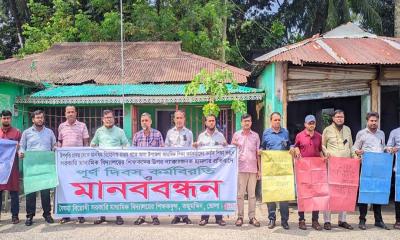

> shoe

[
  {"left": 281, "top": 221, "right": 289, "bottom": 230},
  {"left": 394, "top": 221, "right": 400, "bottom": 229},
  {"left": 78, "top": 217, "right": 85, "bottom": 224},
  {"left": 359, "top": 220, "right": 366, "bottom": 230},
  {"left": 134, "top": 217, "right": 145, "bottom": 225},
  {"left": 338, "top": 221, "right": 353, "bottom": 230},
  {"left": 94, "top": 216, "right": 106, "bottom": 224},
  {"left": 116, "top": 216, "right": 124, "bottom": 225},
  {"left": 25, "top": 217, "right": 33, "bottom": 226},
  {"left": 299, "top": 220, "right": 307, "bottom": 230},
  {"left": 324, "top": 222, "right": 331, "bottom": 230},
  {"left": 182, "top": 217, "right": 192, "bottom": 224},
  {"left": 375, "top": 221, "right": 390, "bottom": 230},
  {"left": 235, "top": 217, "right": 243, "bottom": 227},
  {"left": 59, "top": 217, "right": 71, "bottom": 224},
  {"left": 249, "top": 218, "right": 260, "bottom": 227},
  {"left": 44, "top": 216, "right": 54, "bottom": 224},
  {"left": 171, "top": 217, "right": 181, "bottom": 224},
  {"left": 268, "top": 219, "right": 276, "bottom": 229},
  {"left": 216, "top": 219, "right": 226, "bottom": 226},
  {"left": 152, "top": 217, "right": 160, "bottom": 225},
  {"left": 11, "top": 216, "right": 20, "bottom": 224},
  {"left": 312, "top": 221, "right": 322, "bottom": 231},
  {"left": 199, "top": 219, "right": 208, "bottom": 226}
]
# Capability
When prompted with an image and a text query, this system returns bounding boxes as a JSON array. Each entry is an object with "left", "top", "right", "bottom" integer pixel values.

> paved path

[{"left": 1, "top": 202, "right": 399, "bottom": 240}]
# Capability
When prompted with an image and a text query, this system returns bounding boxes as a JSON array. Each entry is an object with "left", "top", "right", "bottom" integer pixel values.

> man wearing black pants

[
  {"left": 353, "top": 112, "right": 389, "bottom": 230},
  {"left": 25, "top": 190, "right": 51, "bottom": 222}
]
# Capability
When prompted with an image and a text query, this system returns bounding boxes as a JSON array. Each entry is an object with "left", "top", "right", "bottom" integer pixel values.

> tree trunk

[
  {"left": 395, "top": 0, "right": 400, "bottom": 37},
  {"left": 8, "top": 0, "right": 25, "bottom": 48},
  {"left": 221, "top": 0, "right": 227, "bottom": 63}
]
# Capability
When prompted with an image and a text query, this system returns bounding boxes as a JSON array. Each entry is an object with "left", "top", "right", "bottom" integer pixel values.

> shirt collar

[
  {"left": 31, "top": 125, "right": 46, "bottom": 132},
  {"left": 205, "top": 129, "right": 219, "bottom": 137},
  {"left": 65, "top": 120, "right": 78, "bottom": 126},
  {"left": 267, "top": 127, "right": 283, "bottom": 134}
]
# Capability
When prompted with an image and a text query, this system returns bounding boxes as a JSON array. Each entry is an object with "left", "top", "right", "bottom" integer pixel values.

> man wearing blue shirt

[
  {"left": 261, "top": 112, "right": 290, "bottom": 230},
  {"left": 19, "top": 110, "right": 56, "bottom": 226}
]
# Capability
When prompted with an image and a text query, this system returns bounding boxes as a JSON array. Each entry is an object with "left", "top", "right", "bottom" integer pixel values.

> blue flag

[
  {"left": 0, "top": 139, "right": 18, "bottom": 184},
  {"left": 358, "top": 152, "right": 393, "bottom": 204}
]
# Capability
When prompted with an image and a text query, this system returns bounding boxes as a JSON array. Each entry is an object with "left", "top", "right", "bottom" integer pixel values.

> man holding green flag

[{"left": 19, "top": 110, "right": 56, "bottom": 226}]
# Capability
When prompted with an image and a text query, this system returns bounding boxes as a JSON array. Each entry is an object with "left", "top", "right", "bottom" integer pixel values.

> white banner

[{"left": 55, "top": 146, "right": 237, "bottom": 217}]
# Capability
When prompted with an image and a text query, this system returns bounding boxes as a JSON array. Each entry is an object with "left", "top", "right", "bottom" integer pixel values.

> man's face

[
  {"left": 271, "top": 114, "right": 281, "bottom": 129},
  {"left": 102, "top": 113, "right": 115, "bottom": 128},
  {"left": 205, "top": 116, "right": 216, "bottom": 130},
  {"left": 141, "top": 115, "right": 152, "bottom": 130},
  {"left": 65, "top": 106, "right": 77, "bottom": 122},
  {"left": 1, "top": 115, "right": 11, "bottom": 127},
  {"left": 332, "top": 112, "right": 345, "bottom": 126},
  {"left": 174, "top": 112, "right": 185, "bottom": 129},
  {"left": 32, "top": 113, "right": 44, "bottom": 127},
  {"left": 241, "top": 117, "right": 252, "bottom": 130},
  {"left": 367, "top": 116, "right": 379, "bottom": 130},
  {"left": 304, "top": 121, "right": 316, "bottom": 132}
]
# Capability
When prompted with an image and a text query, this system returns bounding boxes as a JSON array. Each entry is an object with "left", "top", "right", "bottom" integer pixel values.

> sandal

[
  {"left": 199, "top": 219, "right": 208, "bottom": 226},
  {"left": 235, "top": 218, "right": 243, "bottom": 227}
]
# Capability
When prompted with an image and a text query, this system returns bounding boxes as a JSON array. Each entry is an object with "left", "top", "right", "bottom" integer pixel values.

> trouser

[
  {"left": 201, "top": 215, "right": 223, "bottom": 221},
  {"left": 267, "top": 202, "right": 289, "bottom": 223},
  {"left": 237, "top": 172, "right": 257, "bottom": 219},
  {"left": 174, "top": 215, "right": 188, "bottom": 219},
  {"left": 298, "top": 211, "right": 319, "bottom": 222},
  {"left": 0, "top": 191, "right": 19, "bottom": 217},
  {"left": 323, "top": 211, "right": 346, "bottom": 223},
  {"left": 395, "top": 201, "right": 400, "bottom": 222},
  {"left": 359, "top": 203, "right": 383, "bottom": 223},
  {"left": 26, "top": 189, "right": 51, "bottom": 218}
]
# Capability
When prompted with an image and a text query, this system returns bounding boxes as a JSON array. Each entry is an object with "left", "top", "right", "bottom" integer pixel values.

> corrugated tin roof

[
  {"left": 0, "top": 42, "right": 250, "bottom": 84},
  {"left": 30, "top": 84, "right": 263, "bottom": 98},
  {"left": 254, "top": 22, "right": 400, "bottom": 65}
]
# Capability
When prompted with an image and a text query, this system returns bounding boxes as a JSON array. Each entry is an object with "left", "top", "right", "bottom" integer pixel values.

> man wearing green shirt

[
  {"left": 321, "top": 109, "right": 354, "bottom": 230},
  {"left": 91, "top": 109, "right": 128, "bottom": 225}
]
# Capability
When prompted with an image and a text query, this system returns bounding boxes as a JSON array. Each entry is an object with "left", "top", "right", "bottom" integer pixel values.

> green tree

[{"left": 184, "top": 69, "right": 246, "bottom": 117}]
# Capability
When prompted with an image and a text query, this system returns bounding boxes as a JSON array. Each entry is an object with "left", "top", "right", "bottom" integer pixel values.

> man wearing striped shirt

[{"left": 58, "top": 106, "right": 89, "bottom": 224}]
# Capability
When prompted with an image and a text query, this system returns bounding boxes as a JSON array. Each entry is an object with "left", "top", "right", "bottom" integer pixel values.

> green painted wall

[
  {"left": 0, "top": 82, "right": 29, "bottom": 131},
  {"left": 257, "top": 63, "right": 283, "bottom": 130},
  {"left": 123, "top": 104, "right": 132, "bottom": 143}
]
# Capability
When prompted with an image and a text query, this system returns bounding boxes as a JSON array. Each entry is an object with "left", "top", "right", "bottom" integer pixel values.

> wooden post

[
  {"left": 370, "top": 79, "right": 380, "bottom": 114},
  {"left": 282, "top": 63, "right": 288, "bottom": 128}
]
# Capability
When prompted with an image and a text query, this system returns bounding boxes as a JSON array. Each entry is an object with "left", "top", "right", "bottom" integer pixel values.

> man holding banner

[
  {"left": 321, "top": 109, "right": 354, "bottom": 230},
  {"left": 58, "top": 106, "right": 89, "bottom": 224},
  {"left": 387, "top": 126, "right": 400, "bottom": 229},
  {"left": 165, "top": 110, "right": 193, "bottom": 225},
  {"left": 19, "top": 110, "right": 56, "bottom": 226},
  {"left": 0, "top": 110, "right": 21, "bottom": 224},
  {"left": 91, "top": 109, "right": 129, "bottom": 225},
  {"left": 232, "top": 113, "right": 261, "bottom": 228},
  {"left": 133, "top": 112, "right": 164, "bottom": 226},
  {"left": 292, "top": 115, "right": 323, "bottom": 231},
  {"left": 261, "top": 112, "right": 290, "bottom": 230},
  {"left": 194, "top": 114, "right": 228, "bottom": 226},
  {"left": 353, "top": 112, "right": 389, "bottom": 230}
]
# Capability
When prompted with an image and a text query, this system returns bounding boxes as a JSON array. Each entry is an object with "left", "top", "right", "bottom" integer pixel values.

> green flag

[{"left": 23, "top": 151, "right": 58, "bottom": 194}]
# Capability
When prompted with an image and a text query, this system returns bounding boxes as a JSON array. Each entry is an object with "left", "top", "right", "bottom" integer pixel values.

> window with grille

[{"left": 27, "top": 106, "right": 123, "bottom": 141}]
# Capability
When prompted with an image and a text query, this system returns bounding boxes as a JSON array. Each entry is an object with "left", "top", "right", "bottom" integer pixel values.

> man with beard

[
  {"left": 292, "top": 115, "right": 324, "bottom": 231},
  {"left": 0, "top": 110, "right": 22, "bottom": 224},
  {"left": 165, "top": 110, "right": 193, "bottom": 225},
  {"left": 91, "top": 109, "right": 129, "bottom": 225},
  {"left": 261, "top": 112, "right": 290, "bottom": 229},
  {"left": 132, "top": 112, "right": 164, "bottom": 225},
  {"left": 321, "top": 109, "right": 354, "bottom": 230},
  {"left": 353, "top": 112, "right": 389, "bottom": 230},
  {"left": 19, "top": 110, "right": 56, "bottom": 226},
  {"left": 194, "top": 114, "right": 227, "bottom": 226},
  {"left": 58, "top": 106, "right": 89, "bottom": 224}
]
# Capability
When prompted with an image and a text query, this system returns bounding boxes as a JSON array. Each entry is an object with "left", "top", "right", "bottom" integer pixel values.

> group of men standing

[{"left": 1, "top": 106, "right": 400, "bottom": 230}]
